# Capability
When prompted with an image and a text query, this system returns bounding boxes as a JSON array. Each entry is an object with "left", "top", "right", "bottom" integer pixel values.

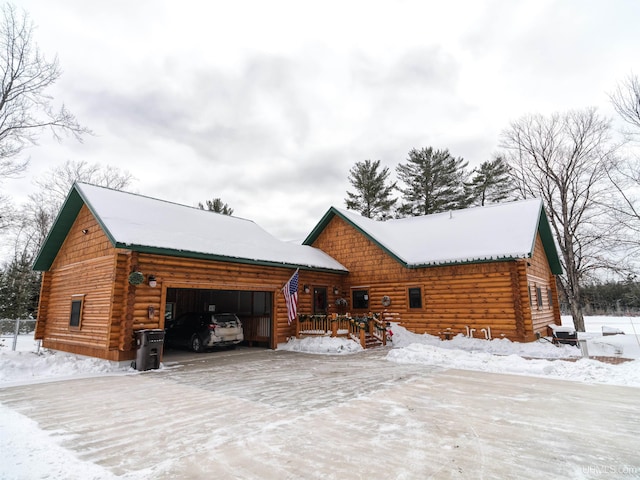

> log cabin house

[{"left": 33, "top": 183, "right": 562, "bottom": 362}]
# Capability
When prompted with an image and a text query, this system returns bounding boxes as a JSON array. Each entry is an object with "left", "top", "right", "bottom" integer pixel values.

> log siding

[{"left": 310, "top": 215, "right": 560, "bottom": 341}]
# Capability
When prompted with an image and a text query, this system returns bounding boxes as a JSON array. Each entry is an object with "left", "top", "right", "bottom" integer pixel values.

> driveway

[{"left": 1, "top": 347, "right": 639, "bottom": 479}]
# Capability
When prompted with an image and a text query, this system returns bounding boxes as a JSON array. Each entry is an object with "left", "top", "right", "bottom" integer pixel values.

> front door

[{"left": 313, "top": 287, "right": 327, "bottom": 314}]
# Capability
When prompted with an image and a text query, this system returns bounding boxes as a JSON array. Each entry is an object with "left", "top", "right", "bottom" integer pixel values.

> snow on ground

[
  {"left": 279, "top": 334, "right": 364, "bottom": 354},
  {"left": 0, "top": 336, "right": 132, "bottom": 388},
  {"left": 1, "top": 315, "right": 639, "bottom": 388},
  {"left": 281, "top": 315, "right": 640, "bottom": 389},
  {"left": 385, "top": 315, "right": 640, "bottom": 388}
]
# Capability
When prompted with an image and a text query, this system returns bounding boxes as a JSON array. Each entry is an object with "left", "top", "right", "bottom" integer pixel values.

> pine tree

[
  {"left": 0, "top": 252, "right": 40, "bottom": 319},
  {"left": 466, "top": 156, "right": 514, "bottom": 206},
  {"left": 198, "top": 198, "right": 234, "bottom": 215},
  {"left": 345, "top": 159, "right": 396, "bottom": 219},
  {"left": 396, "top": 147, "right": 469, "bottom": 216}
]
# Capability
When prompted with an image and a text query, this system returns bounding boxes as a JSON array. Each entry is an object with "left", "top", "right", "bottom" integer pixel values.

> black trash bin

[{"left": 134, "top": 329, "right": 165, "bottom": 371}]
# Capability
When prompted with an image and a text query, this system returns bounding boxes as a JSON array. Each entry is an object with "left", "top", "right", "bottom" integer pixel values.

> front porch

[{"left": 295, "top": 313, "right": 389, "bottom": 349}]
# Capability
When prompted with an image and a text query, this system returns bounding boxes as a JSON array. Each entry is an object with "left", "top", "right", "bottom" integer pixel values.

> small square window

[
  {"left": 408, "top": 287, "right": 422, "bottom": 309},
  {"left": 352, "top": 290, "right": 369, "bottom": 309}
]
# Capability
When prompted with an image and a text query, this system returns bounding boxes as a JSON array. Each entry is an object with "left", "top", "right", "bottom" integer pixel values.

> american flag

[{"left": 282, "top": 269, "right": 299, "bottom": 325}]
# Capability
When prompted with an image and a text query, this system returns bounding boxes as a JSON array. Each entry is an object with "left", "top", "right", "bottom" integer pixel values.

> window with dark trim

[
  {"left": 352, "top": 290, "right": 369, "bottom": 309},
  {"left": 547, "top": 288, "right": 553, "bottom": 308},
  {"left": 69, "top": 295, "right": 84, "bottom": 328},
  {"left": 536, "top": 287, "right": 543, "bottom": 309},
  {"left": 408, "top": 287, "right": 422, "bottom": 309}
]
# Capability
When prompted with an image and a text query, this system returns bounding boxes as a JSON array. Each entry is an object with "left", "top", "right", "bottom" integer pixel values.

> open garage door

[{"left": 166, "top": 288, "right": 272, "bottom": 348}]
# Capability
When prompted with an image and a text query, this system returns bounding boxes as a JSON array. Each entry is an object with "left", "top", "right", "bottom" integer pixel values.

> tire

[{"left": 190, "top": 335, "right": 204, "bottom": 353}]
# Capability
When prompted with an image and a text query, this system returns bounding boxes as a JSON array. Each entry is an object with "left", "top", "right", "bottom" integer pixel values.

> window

[
  {"left": 536, "top": 287, "right": 543, "bottom": 309},
  {"left": 69, "top": 295, "right": 84, "bottom": 328},
  {"left": 408, "top": 287, "right": 422, "bottom": 309},
  {"left": 165, "top": 302, "right": 176, "bottom": 321},
  {"left": 352, "top": 290, "right": 369, "bottom": 309},
  {"left": 547, "top": 288, "right": 554, "bottom": 308}
]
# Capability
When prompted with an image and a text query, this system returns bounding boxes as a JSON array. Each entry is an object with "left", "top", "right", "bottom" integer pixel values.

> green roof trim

[
  {"left": 32, "top": 187, "right": 85, "bottom": 271},
  {"left": 303, "top": 207, "right": 407, "bottom": 266},
  {"left": 536, "top": 206, "right": 563, "bottom": 275}
]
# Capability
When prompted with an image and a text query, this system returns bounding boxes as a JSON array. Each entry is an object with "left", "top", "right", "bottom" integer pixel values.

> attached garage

[
  {"left": 32, "top": 183, "right": 348, "bottom": 361},
  {"left": 166, "top": 287, "right": 273, "bottom": 347}
]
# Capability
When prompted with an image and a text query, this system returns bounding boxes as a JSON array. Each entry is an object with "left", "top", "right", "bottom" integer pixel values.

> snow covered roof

[
  {"left": 33, "top": 183, "right": 348, "bottom": 273},
  {"left": 304, "top": 199, "right": 562, "bottom": 273}
]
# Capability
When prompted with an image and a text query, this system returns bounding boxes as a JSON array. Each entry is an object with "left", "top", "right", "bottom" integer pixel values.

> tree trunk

[
  {"left": 567, "top": 293, "right": 585, "bottom": 332},
  {"left": 558, "top": 276, "right": 586, "bottom": 332}
]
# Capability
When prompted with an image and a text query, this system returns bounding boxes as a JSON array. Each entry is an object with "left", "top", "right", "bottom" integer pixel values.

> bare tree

[
  {"left": 500, "top": 108, "right": 620, "bottom": 332},
  {"left": 0, "top": 3, "right": 89, "bottom": 180},
  {"left": 609, "top": 73, "right": 640, "bottom": 134},
  {"left": 603, "top": 159, "right": 640, "bottom": 259},
  {"left": 20, "top": 160, "right": 135, "bottom": 253},
  {"left": 0, "top": 192, "right": 14, "bottom": 231},
  {"left": 33, "top": 159, "right": 134, "bottom": 206},
  {"left": 606, "top": 74, "right": 640, "bottom": 270}
]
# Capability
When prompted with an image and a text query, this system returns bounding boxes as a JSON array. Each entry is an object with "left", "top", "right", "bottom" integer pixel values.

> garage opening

[{"left": 166, "top": 288, "right": 272, "bottom": 348}]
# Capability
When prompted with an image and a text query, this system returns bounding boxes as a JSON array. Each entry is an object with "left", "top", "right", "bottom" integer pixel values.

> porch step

[{"left": 364, "top": 334, "right": 383, "bottom": 349}]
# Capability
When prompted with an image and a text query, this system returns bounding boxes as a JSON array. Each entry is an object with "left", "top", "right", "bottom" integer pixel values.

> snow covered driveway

[{"left": 1, "top": 348, "right": 639, "bottom": 479}]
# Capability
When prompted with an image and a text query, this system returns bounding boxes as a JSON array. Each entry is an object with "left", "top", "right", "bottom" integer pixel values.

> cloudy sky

[{"left": 5, "top": 0, "right": 640, "bottom": 241}]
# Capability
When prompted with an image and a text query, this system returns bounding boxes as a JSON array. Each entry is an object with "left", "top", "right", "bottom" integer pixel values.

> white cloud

[{"left": 4, "top": 0, "right": 639, "bottom": 245}]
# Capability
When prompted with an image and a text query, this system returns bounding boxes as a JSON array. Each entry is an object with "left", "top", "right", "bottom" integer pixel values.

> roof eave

[
  {"left": 407, "top": 255, "right": 528, "bottom": 269},
  {"left": 117, "top": 243, "right": 349, "bottom": 274}
]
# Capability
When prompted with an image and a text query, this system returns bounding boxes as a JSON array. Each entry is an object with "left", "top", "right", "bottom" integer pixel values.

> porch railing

[{"left": 296, "top": 313, "right": 388, "bottom": 349}]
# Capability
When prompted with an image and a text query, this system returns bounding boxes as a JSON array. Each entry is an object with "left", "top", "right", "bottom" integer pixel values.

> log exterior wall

[
  {"left": 525, "top": 234, "right": 561, "bottom": 337},
  {"left": 35, "top": 206, "right": 119, "bottom": 359},
  {"left": 310, "top": 216, "right": 561, "bottom": 342}
]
